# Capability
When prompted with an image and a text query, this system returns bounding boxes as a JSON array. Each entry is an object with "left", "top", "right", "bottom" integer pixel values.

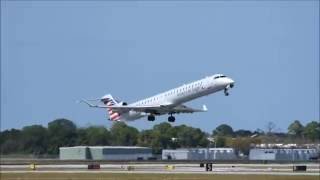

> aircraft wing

[
  {"left": 81, "top": 100, "right": 207, "bottom": 114},
  {"left": 169, "top": 104, "right": 208, "bottom": 114},
  {"left": 80, "top": 100, "right": 169, "bottom": 113},
  {"left": 108, "top": 104, "right": 207, "bottom": 114}
]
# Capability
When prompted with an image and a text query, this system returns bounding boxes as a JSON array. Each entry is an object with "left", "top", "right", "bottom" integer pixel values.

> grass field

[{"left": 1, "top": 173, "right": 318, "bottom": 180}]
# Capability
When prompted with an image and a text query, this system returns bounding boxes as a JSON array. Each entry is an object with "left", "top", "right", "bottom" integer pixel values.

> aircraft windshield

[{"left": 214, "top": 75, "right": 227, "bottom": 79}]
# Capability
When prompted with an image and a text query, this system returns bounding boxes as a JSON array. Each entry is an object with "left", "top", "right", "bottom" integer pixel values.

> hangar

[
  {"left": 249, "top": 148, "right": 318, "bottom": 161},
  {"left": 162, "top": 148, "right": 237, "bottom": 160},
  {"left": 59, "top": 146, "right": 153, "bottom": 160}
]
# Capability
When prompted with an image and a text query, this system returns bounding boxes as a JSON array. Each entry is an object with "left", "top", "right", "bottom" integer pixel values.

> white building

[
  {"left": 162, "top": 148, "right": 237, "bottom": 160},
  {"left": 249, "top": 148, "right": 318, "bottom": 161},
  {"left": 60, "top": 146, "right": 153, "bottom": 160}
]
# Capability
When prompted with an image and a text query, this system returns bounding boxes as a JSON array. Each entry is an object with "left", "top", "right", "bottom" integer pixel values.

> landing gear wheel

[
  {"left": 168, "top": 116, "right": 175, "bottom": 122},
  {"left": 148, "top": 115, "right": 155, "bottom": 121},
  {"left": 224, "top": 88, "right": 229, "bottom": 96}
]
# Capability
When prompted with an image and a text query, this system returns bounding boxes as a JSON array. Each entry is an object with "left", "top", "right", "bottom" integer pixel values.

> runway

[{"left": 1, "top": 163, "right": 319, "bottom": 176}]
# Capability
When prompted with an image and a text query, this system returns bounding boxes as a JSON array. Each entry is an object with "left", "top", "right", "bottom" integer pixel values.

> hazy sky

[{"left": 1, "top": 1, "right": 319, "bottom": 133}]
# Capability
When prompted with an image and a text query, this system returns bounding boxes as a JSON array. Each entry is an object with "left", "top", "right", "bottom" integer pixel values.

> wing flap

[{"left": 169, "top": 104, "right": 208, "bottom": 114}]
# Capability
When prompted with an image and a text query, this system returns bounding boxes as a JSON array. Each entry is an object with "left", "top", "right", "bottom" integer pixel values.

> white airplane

[{"left": 81, "top": 74, "right": 234, "bottom": 122}]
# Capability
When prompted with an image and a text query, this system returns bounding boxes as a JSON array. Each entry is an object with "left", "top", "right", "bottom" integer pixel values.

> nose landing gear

[
  {"left": 224, "top": 83, "right": 234, "bottom": 96},
  {"left": 224, "top": 88, "right": 229, "bottom": 96}
]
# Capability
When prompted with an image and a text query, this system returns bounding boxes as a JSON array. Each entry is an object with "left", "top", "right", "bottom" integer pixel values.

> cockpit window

[{"left": 214, "top": 75, "right": 227, "bottom": 79}]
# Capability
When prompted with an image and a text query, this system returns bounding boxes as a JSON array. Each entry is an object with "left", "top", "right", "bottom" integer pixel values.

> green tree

[
  {"left": 76, "top": 128, "right": 88, "bottom": 145},
  {"left": 138, "top": 123, "right": 209, "bottom": 153},
  {"left": 234, "top": 129, "right": 252, "bottom": 137},
  {"left": 175, "top": 125, "right": 208, "bottom": 148},
  {"left": 213, "top": 124, "right": 234, "bottom": 137},
  {"left": 153, "top": 122, "right": 172, "bottom": 134},
  {"left": 47, "top": 118, "right": 77, "bottom": 154},
  {"left": 303, "top": 121, "right": 320, "bottom": 142},
  {"left": 215, "top": 136, "right": 226, "bottom": 147},
  {"left": 229, "top": 137, "right": 261, "bottom": 156},
  {"left": 149, "top": 123, "right": 173, "bottom": 153},
  {"left": 110, "top": 122, "right": 139, "bottom": 146},
  {"left": 288, "top": 120, "right": 304, "bottom": 138},
  {"left": 138, "top": 129, "right": 154, "bottom": 147},
  {"left": 0, "top": 129, "right": 23, "bottom": 154},
  {"left": 21, "top": 125, "right": 48, "bottom": 155},
  {"left": 84, "top": 126, "right": 111, "bottom": 146}
]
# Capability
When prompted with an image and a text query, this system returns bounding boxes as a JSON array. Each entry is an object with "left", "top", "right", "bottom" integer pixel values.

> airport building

[
  {"left": 249, "top": 148, "right": 318, "bottom": 161},
  {"left": 59, "top": 146, "right": 153, "bottom": 160},
  {"left": 162, "top": 148, "right": 237, "bottom": 160}
]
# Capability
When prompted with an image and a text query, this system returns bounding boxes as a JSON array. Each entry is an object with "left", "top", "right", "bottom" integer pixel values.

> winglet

[
  {"left": 80, "top": 99, "right": 97, "bottom": 107},
  {"left": 202, "top": 105, "right": 208, "bottom": 111},
  {"left": 79, "top": 99, "right": 109, "bottom": 108}
]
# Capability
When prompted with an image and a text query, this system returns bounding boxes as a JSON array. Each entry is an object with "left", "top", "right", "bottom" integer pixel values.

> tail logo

[{"left": 101, "top": 96, "right": 120, "bottom": 121}]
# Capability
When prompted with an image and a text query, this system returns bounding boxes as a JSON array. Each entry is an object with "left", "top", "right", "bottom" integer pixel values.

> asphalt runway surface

[{"left": 1, "top": 163, "right": 319, "bottom": 176}]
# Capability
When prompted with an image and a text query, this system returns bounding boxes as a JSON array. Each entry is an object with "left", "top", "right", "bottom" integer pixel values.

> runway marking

[{"left": 1, "top": 170, "right": 319, "bottom": 176}]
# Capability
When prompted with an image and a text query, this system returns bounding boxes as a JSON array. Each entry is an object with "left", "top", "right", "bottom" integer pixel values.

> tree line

[{"left": 0, "top": 119, "right": 319, "bottom": 156}]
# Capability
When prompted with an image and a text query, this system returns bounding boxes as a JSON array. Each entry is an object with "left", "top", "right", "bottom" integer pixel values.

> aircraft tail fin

[{"left": 101, "top": 94, "right": 121, "bottom": 121}]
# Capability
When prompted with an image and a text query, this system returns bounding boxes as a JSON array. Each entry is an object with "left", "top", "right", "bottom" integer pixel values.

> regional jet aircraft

[{"left": 81, "top": 74, "right": 234, "bottom": 122}]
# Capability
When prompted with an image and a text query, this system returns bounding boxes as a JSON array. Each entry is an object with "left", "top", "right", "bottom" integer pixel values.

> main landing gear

[
  {"left": 168, "top": 115, "right": 175, "bottom": 122},
  {"left": 147, "top": 114, "right": 176, "bottom": 122},
  {"left": 147, "top": 115, "right": 155, "bottom": 121}
]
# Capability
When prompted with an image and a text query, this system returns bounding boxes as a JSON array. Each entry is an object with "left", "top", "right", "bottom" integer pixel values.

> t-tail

[{"left": 100, "top": 94, "right": 121, "bottom": 121}]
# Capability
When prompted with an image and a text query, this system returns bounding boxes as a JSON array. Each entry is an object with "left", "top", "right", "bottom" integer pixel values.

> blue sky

[{"left": 1, "top": 1, "right": 319, "bottom": 133}]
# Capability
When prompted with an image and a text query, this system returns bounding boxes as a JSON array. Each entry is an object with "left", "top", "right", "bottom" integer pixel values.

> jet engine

[{"left": 120, "top": 102, "right": 128, "bottom": 106}]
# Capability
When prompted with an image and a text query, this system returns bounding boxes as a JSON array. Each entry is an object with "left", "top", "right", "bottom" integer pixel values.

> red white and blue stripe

[{"left": 102, "top": 98, "right": 120, "bottom": 121}]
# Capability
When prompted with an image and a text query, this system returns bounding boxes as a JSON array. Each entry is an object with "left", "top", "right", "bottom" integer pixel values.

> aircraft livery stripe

[{"left": 110, "top": 113, "right": 120, "bottom": 120}]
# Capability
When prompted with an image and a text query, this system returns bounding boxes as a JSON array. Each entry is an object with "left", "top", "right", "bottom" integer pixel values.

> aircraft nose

[{"left": 225, "top": 78, "right": 235, "bottom": 87}]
